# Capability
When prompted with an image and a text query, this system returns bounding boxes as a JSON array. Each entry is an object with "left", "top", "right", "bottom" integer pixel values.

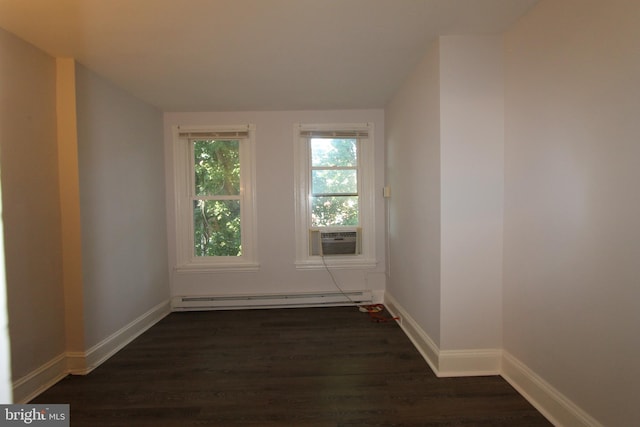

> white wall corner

[
  {"left": 384, "top": 293, "right": 440, "bottom": 374},
  {"left": 385, "top": 292, "right": 501, "bottom": 377},
  {"left": 438, "top": 349, "right": 501, "bottom": 377},
  {"left": 12, "top": 354, "right": 67, "bottom": 404},
  {"left": 65, "top": 351, "right": 88, "bottom": 375},
  {"left": 79, "top": 300, "right": 171, "bottom": 375},
  {"left": 370, "top": 289, "right": 385, "bottom": 304},
  {"left": 14, "top": 300, "right": 171, "bottom": 403},
  {"left": 501, "top": 352, "right": 602, "bottom": 427}
]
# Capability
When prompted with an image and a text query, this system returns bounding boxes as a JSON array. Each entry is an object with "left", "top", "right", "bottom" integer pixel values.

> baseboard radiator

[{"left": 172, "top": 291, "right": 373, "bottom": 311}]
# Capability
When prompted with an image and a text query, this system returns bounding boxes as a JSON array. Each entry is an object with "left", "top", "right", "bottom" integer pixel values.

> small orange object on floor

[{"left": 358, "top": 304, "right": 399, "bottom": 323}]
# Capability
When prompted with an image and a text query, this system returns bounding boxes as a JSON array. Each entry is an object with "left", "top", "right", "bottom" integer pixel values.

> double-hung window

[
  {"left": 310, "top": 137, "right": 359, "bottom": 227},
  {"left": 173, "top": 125, "right": 258, "bottom": 271},
  {"left": 294, "top": 123, "right": 376, "bottom": 268}
]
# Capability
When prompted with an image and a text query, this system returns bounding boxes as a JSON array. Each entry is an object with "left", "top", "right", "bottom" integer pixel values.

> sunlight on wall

[{"left": 0, "top": 169, "right": 14, "bottom": 403}]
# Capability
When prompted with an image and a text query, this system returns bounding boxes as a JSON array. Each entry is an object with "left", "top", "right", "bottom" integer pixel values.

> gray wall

[
  {"left": 0, "top": 30, "right": 171, "bottom": 398},
  {"left": 503, "top": 0, "right": 640, "bottom": 425},
  {"left": 385, "top": 35, "right": 504, "bottom": 352},
  {"left": 0, "top": 28, "right": 65, "bottom": 383},
  {"left": 385, "top": 40, "right": 442, "bottom": 346},
  {"left": 75, "top": 64, "right": 170, "bottom": 349}
]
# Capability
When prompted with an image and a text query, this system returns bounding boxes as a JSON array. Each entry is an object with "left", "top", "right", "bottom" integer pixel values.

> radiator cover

[{"left": 172, "top": 291, "right": 373, "bottom": 311}]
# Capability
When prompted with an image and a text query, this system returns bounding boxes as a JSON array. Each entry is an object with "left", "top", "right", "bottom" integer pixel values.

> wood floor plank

[{"left": 32, "top": 307, "right": 552, "bottom": 426}]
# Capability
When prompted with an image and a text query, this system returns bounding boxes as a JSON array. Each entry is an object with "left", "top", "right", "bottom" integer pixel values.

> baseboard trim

[
  {"left": 14, "top": 300, "right": 171, "bottom": 403},
  {"left": 65, "top": 350, "right": 88, "bottom": 374},
  {"left": 439, "top": 348, "right": 501, "bottom": 377},
  {"left": 384, "top": 292, "right": 500, "bottom": 377},
  {"left": 384, "top": 292, "right": 440, "bottom": 374},
  {"left": 12, "top": 353, "right": 67, "bottom": 404},
  {"left": 14, "top": 297, "right": 599, "bottom": 426},
  {"left": 385, "top": 292, "right": 601, "bottom": 426},
  {"left": 501, "top": 351, "right": 602, "bottom": 427},
  {"left": 70, "top": 300, "right": 171, "bottom": 375}
]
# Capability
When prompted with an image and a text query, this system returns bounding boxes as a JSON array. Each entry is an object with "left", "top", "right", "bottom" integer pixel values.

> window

[
  {"left": 294, "top": 123, "right": 376, "bottom": 268},
  {"left": 173, "top": 125, "right": 258, "bottom": 271},
  {"left": 192, "top": 139, "right": 241, "bottom": 256},
  {"left": 310, "top": 138, "right": 359, "bottom": 227}
]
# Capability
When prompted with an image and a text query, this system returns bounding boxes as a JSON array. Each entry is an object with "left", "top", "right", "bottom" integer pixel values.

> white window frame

[
  {"left": 293, "top": 123, "right": 376, "bottom": 269},
  {"left": 173, "top": 124, "right": 258, "bottom": 272}
]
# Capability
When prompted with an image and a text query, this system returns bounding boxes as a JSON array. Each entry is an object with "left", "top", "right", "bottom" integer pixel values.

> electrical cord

[
  {"left": 320, "top": 254, "right": 358, "bottom": 306},
  {"left": 320, "top": 254, "right": 399, "bottom": 323}
]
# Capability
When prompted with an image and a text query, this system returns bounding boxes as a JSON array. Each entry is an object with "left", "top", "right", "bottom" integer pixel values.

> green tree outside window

[
  {"left": 310, "top": 138, "right": 359, "bottom": 227},
  {"left": 193, "top": 140, "right": 242, "bottom": 256}
]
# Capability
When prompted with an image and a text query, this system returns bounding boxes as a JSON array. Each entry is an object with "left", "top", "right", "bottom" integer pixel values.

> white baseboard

[
  {"left": 384, "top": 292, "right": 600, "bottom": 426},
  {"left": 14, "top": 295, "right": 600, "bottom": 427},
  {"left": 13, "top": 300, "right": 171, "bottom": 402},
  {"left": 439, "top": 348, "right": 501, "bottom": 377},
  {"left": 71, "top": 300, "right": 171, "bottom": 375},
  {"left": 384, "top": 292, "right": 500, "bottom": 377},
  {"left": 384, "top": 292, "right": 440, "bottom": 374},
  {"left": 66, "top": 351, "right": 88, "bottom": 374},
  {"left": 501, "top": 351, "right": 602, "bottom": 427},
  {"left": 12, "top": 353, "right": 67, "bottom": 404}
]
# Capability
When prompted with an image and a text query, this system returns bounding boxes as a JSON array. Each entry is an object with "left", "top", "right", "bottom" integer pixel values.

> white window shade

[
  {"left": 178, "top": 129, "right": 251, "bottom": 139},
  {"left": 298, "top": 129, "right": 369, "bottom": 138}
]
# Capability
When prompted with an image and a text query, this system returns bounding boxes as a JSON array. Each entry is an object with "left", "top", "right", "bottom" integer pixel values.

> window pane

[
  {"left": 194, "top": 140, "right": 240, "bottom": 196},
  {"left": 193, "top": 200, "right": 241, "bottom": 256},
  {"left": 312, "top": 169, "right": 357, "bottom": 195},
  {"left": 311, "top": 138, "right": 357, "bottom": 167},
  {"left": 311, "top": 196, "right": 359, "bottom": 227}
]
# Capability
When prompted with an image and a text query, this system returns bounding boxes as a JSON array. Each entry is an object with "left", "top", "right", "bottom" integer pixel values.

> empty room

[{"left": 0, "top": 0, "right": 638, "bottom": 425}]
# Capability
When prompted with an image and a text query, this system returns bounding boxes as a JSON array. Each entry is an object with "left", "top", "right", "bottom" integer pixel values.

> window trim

[
  {"left": 173, "top": 124, "right": 258, "bottom": 272},
  {"left": 293, "top": 123, "right": 376, "bottom": 269}
]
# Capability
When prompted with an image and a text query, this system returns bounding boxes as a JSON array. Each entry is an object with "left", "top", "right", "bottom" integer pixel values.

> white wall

[
  {"left": 503, "top": 1, "right": 640, "bottom": 425},
  {"left": 164, "top": 110, "right": 386, "bottom": 299},
  {"left": 75, "top": 64, "right": 170, "bottom": 348},
  {"left": 439, "top": 36, "right": 504, "bottom": 350},
  {"left": 0, "top": 173, "right": 11, "bottom": 402},
  {"left": 0, "top": 28, "right": 66, "bottom": 389},
  {"left": 385, "top": 41, "right": 442, "bottom": 346},
  {"left": 385, "top": 36, "right": 504, "bottom": 354}
]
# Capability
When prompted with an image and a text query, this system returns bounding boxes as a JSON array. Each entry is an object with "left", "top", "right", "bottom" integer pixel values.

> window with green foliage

[
  {"left": 174, "top": 125, "right": 257, "bottom": 270},
  {"left": 294, "top": 123, "right": 376, "bottom": 268},
  {"left": 310, "top": 138, "right": 359, "bottom": 227},
  {"left": 193, "top": 140, "right": 242, "bottom": 256}
]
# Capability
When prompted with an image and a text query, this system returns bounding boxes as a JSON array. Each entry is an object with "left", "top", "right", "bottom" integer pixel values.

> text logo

[{"left": 0, "top": 405, "right": 69, "bottom": 427}]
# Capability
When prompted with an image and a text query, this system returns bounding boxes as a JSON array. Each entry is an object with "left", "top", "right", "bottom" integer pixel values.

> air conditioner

[{"left": 309, "top": 228, "right": 361, "bottom": 256}]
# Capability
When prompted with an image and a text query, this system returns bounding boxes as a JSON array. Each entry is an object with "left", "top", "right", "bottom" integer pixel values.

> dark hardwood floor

[{"left": 33, "top": 306, "right": 551, "bottom": 426}]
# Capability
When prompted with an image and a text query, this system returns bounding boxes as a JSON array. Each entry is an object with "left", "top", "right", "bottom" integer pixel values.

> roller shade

[
  {"left": 299, "top": 129, "right": 368, "bottom": 138},
  {"left": 178, "top": 129, "right": 250, "bottom": 139}
]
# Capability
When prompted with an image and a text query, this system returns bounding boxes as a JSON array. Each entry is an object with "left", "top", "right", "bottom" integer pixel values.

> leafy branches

[
  {"left": 193, "top": 140, "right": 242, "bottom": 256},
  {"left": 310, "top": 138, "right": 359, "bottom": 227}
]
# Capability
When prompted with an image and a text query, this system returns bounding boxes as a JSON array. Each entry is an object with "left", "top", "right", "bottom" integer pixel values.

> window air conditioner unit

[{"left": 309, "top": 228, "right": 361, "bottom": 256}]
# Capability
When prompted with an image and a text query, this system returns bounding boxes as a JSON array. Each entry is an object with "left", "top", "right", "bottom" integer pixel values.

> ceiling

[{"left": 0, "top": 0, "right": 537, "bottom": 112}]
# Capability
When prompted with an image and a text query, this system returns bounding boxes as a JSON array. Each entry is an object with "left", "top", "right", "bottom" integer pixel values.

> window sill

[
  {"left": 295, "top": 257, "right": 377, "bottom": 270},
  {"left": 175, "top": 262, "right": 260, "bottom": 274}
]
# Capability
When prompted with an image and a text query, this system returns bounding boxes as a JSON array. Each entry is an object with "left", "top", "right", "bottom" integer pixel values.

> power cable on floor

[{"left": 321, "top": 255, "right": 399, "bottom": 323}]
